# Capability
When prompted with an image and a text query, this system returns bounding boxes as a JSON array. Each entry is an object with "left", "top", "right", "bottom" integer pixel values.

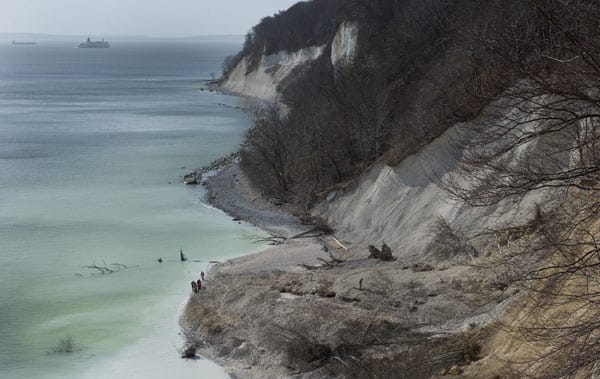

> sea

[{"left": 0, "top": 39, "right": 264, "bottom": 378}]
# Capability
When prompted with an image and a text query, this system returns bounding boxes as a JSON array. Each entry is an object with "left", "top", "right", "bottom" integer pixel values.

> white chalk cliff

[
  {"left": 222, "top": 22, "right": 359, "bottom": 101},
  {"left": 317, "top": 107, "right": 564, "bottom": 260},
  {"left": 221, "top": 46, "right": 325, "bottom": 102},
  {"left": 331, "top": 22, "right": 359, "bottom": 67},
  {"left": 223, "top": 21, "right": 558, "bottom": 265}
]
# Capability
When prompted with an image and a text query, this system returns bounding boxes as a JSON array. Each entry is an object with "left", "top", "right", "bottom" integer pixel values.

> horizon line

[{"left": 0, "top": 32, "right": 245, "bottom": 39}]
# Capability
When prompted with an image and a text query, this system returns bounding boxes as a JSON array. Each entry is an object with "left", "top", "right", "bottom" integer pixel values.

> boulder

[
  {"left": 380, "top": 243, "right": 393, "bottom": 260},
  {"left": 368, "top": 245, "right": 381, "bottom": 259},
  {"left": 368, "top": 244, "right": 395, "bottom": 261},
  {"left": 184, "top": 173, "right": 198, "bottom": 185},
  {"left": 182, "top": 345, "right": 197, "bottom": 359}
]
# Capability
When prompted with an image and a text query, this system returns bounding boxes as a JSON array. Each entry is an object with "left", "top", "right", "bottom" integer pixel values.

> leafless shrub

[
  {"left": 328, "top": 330, "right": 486, "bottom": 379},
  {"left": 270, "top": 322, "right": 332, "bottom": 372},
  {"left": 240, "top": 105, "right": 292, "bottom": 195},
  {"left": 221, "top": 55, "right": 237, "bottom": 77},
  {"left": 47, "top": 336, "right": 77, "bottom": 354},
  {"left": 369, "top": 269, "right": 394, "bottom": 298},
  {"left": 431, "top": 217, "right": 479, "bottom": 259}
]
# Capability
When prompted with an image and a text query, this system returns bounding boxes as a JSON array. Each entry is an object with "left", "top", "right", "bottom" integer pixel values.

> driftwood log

[
  {"left": 82, "top": 262, "right": 128, "bottom": 275},
  {"left": 300, "top": 250, "right": 345, "bottom": 270}
]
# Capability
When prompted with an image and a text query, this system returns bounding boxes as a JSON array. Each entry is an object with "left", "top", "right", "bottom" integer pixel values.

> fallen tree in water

[{"left": 82, "top": 262, "right": 128, "bottom": 275}]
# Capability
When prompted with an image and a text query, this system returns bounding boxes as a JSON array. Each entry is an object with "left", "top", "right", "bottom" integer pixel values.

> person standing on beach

[
  {"left": 191, "top": 280, "right": 198, "bottom": 294},
  {"left": 197, "top": 279, "right": 202, "bottom": 290},
  {"left": 201, "top": 271, "right": 205, "bottom": 281}
]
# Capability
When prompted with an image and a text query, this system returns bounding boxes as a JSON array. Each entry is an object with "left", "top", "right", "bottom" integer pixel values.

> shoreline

[
  {"left": 180, "top": 80, "right": 521, "bottom": 378},
  {"left": 204, "top": 163, "right": 311, "bottom": 238},
  {"left": 183, "top": 160, "right": 344, "bottom": 378},
  {"left": 182, "top": 160, "right": 521, "bottom": 378}
]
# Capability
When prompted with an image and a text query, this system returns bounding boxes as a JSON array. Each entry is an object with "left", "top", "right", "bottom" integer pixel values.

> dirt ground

[{"left": 180, "top": 164, "right": 520, "bottom": 378}]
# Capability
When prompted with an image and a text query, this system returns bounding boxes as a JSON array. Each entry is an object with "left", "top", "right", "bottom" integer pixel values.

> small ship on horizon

[
  {"left": 78, "top": 37, "right": 109, "bottom": 48},
  {"left": 12, "top": 40, "right": 36, "bottom": 45}
]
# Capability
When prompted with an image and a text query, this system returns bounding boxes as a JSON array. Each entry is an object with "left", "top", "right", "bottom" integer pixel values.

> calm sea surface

[{"left": 0, "top": 40, "right": 262, "bottom": 378}]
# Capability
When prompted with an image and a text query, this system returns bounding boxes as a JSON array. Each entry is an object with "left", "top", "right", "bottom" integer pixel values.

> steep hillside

[
  {"left": 187, "top": 0, "right": 600, "bottom": 377},
  {"left": 222, "top": 45, "right": 325, "bottom": 102},
  {"left": 184, "top": 103, "right": 560, "bottom": 378},
  {"left": 316, "top": 122, "right": 551, "bottom": 262},
  {"left": 221, "top": 0, "right": 518, "bottom": 200}
]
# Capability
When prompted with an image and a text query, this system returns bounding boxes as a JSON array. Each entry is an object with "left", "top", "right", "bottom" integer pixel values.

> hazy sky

[{"left": 0, "top": 0, "right": 300, "bottom": 37}]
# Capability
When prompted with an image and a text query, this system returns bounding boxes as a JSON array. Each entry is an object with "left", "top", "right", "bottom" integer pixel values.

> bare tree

[
  {"left": 241, "top": 106, "right": 293, "bottom": 195},
  {"left": 221, "top": 55, "right": 237, "bottom": 77},
  {"left": 438, "top": 1, "right": 600, "bottom": 376}
]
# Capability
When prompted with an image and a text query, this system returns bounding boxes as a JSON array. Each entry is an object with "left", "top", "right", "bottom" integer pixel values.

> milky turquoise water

[{"left": 0, "top": 40, "right": 263, "bottom": 378}]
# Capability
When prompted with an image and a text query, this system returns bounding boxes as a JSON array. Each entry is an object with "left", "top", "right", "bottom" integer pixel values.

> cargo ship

[
  {"left": 12, "top": 41, "right": 36, "bottom": 45},
  {"left": 78, "top": 37, "right": 109, "bottom": 48}
]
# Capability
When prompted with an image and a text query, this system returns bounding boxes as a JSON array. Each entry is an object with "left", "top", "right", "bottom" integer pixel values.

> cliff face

[
  {"left": 221, "top": 45, "right": 325, "bottom": 102},
  {"left": 220, "top": 0, "right": 342, "bottom": 100},
  {"left": 222, "top": 0, "right": 597, "bottom": 258},
  {"left": 330, "top": 22, "right": 358, "bottom": 68},
  {"left": 220, "top": 0, "right": 544, "bottom": 249},
  {"left": 221, "top": 20, "right": 359, "bottom": 101},
  {"left": 316, "top": 116, "right": 555, "bottom": 259},
  {"left": 226, "top": 0, "right": 517, "bottom": 200}
]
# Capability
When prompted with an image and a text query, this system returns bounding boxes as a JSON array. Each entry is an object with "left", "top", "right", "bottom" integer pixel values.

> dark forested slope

[
  {"left": 228, "top": 0, "right": 600, "bottom": 210},
  {"left": 224, "top": 0, "right": 522, "bottom": 202}
]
